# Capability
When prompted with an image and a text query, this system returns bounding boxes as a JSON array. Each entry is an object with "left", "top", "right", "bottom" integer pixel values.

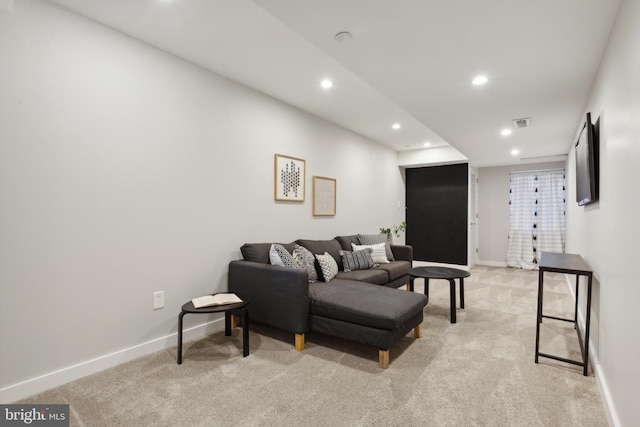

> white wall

[
  {"left": 564, "top": 0, "right": 640, "bottom": 425},
  {"left": 398, "top": 145, "right": 468, "bottom": 167},
  {"left": 477, "top": 162, "right": 566, "bottom": 266},
  {"left": 0, "top": 0, "right": 406, "bottom": 400}
]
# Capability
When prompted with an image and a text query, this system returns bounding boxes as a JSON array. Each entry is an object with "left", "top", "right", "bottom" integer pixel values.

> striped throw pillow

[{"left": 339, "top": 248, "right": 375, "bottom": 272}]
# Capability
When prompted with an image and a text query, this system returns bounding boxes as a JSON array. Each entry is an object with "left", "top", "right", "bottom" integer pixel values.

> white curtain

[{"left": 506, "top": 169, "right": 565, "bottom": 269}]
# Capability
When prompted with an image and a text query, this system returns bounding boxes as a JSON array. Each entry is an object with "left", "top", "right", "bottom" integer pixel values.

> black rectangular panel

[{"left": 406, "top": 164, "right": 468, "bottom": 264}]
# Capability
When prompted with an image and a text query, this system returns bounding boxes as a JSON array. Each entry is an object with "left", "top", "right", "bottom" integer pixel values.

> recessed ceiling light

[
  {"left": 392, "top": 123, "right": 401, "bottom": 130},
  {"left": 423, "top": 142, "right": 431, "bottom": 147},
  {"left": 511, "top": 149, "right": 520, "bottom": 156},
  {"left": 320, "top": 79, "right": 333, "bottom": 89},
  {"left": 501, "top": 129, "right": 512, "bottom": 136},
  {"left": 472, "top": 75, "right": 488, "bottom": 86}
]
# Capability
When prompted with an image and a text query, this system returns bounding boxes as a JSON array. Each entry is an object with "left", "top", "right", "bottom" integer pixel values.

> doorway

[{"left": 406, "top": 164, "right": 468, "bottom": 265}]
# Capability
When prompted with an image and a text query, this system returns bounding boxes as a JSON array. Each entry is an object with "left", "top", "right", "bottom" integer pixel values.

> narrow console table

[{"left": 535, "top": 252, "right": 593, "bottom": 376}]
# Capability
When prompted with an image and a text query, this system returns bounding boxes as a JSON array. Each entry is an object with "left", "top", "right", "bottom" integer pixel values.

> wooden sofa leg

[
  {"left": 230, "top": 314, "right": 238, "bottom": 329},
  {"left": 379, "top": 350, "right": 390, "bottom": 369},
  {"left": 295, "top": 333, "right": 305, "bottom": 351},
  {"left": 414, "top": 324, "right": 422, "bottom": 339}
]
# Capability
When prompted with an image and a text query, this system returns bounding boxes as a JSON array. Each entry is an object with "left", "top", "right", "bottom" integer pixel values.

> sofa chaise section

[{"left": 228, "top": 235, "right": 427, "bottom": 367}]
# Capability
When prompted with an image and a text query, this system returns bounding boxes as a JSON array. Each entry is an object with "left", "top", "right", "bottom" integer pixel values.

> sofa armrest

[
  {"left": 228, "top": 260, "right": 310, "bottom": 334},
  {"left": 390, "top": 244, "right": 413, "bottom": 263}
]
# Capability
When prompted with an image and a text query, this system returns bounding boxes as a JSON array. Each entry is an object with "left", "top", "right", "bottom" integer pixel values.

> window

[{"left": 506, "top": 169, "right": 566, "bottom": 269}]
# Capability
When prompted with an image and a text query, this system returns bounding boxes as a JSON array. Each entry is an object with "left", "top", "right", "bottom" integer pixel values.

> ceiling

[{"left": 46, "top": 0, "right": 621, "bottom": 167}]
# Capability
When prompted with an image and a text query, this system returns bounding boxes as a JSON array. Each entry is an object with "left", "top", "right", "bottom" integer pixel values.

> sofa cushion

[
  {"left": 296, "top": 239, "right": 344, "bottom": 271},
  {"left": 241, "top": 242, "right": 296, "bottom": 264},
  {"left": 316, "top": 252, "right": 339, "bottom": 282},
  {"left": 292, "top": 244, "right": 318, "bottom": 283},
  {"left": 339, "top": 248, "right": 375, "bottom": 272},
  {"left": 335, "top": 235, "right": 360, "bottom": 251},
  {"left": 375, "top": 260, "right": 411, "bottom": 281},
  {"left": 335, "top": 268, "right": 389, "bottom": 285},
  {"left": 309, "top": 280, "right": 428, "bottom": 330},
  {"left": 358, "top": 233, "right": 395, "bottom": 261}
]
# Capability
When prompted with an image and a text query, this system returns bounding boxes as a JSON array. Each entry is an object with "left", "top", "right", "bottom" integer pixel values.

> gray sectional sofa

[{"left": 228, "top": 234, "right": 428, "bottom": 368}]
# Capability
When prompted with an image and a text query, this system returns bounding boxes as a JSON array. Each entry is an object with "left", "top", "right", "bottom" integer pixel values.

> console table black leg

[
  {"left": 574, "top": 275, "right": 580, "bottom": 329},
  {"left": 460, "top": 278, "right": 465, "bottom": 309},
  {"left": 449, "top": 278, "right": 456, "bottom": 323},
  {"left": 224, "top": 311, "right": 231, "bottom": 336},
  {"left": 242, "top": 307, "right": 250, "bottom": 357},
  {"left": 424, "top": 278, "right": 429, "bottom": 298},
  {"left": 535, "top": 270, "right": 544, "bottom": 363},
  {"left": 583, "top": 274, "right": 593, "bottom": 376},
  {"left": 177, "top": 311, "right": 186, "bottom": 364},
  {"left": 409, "top": 277, "right": 415, "bottom": 292}
]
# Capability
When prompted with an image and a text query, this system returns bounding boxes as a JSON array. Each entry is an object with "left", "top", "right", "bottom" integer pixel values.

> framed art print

[
  {"left": 274, "top": 154, "right": 305, "bottom": 202},
  {"left": 312, "top": 176, "right": 336, "bottom": 216}
]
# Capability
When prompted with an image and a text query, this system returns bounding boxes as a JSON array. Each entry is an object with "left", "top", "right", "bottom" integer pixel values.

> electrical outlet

[{"left": 153, "top": 291, "right": 165, "bottom": 309}]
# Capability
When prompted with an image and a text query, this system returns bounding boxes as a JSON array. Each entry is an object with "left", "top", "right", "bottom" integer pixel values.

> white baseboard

[
  {"left": 593, "top": 359, "right": 621, "bottom": 427},
  {"left": 412, "top": 260, "right": 507, "bottom": 269},
  {"left": 413, "top": 260, "right": 470, "bottom": 270},
  {"left": 476, "top": 259, "right": 507, "bottom": 267},
  {"left": 562, "top": 275, "right": 619, "bottom": 427},
  {"left": 0, "top": 318, "right": 224, "bottom": 403}
]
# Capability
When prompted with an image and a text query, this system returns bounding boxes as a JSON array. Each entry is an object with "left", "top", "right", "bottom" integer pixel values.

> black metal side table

[
  {"left": 177, "top": 295, "right": 249, "bottom": 364},
  {"left": 535, "top": 252, "right": 593, "bottom": 376},
  {"left": 408, "top": 266, "right": 470, "bottom": 323}
]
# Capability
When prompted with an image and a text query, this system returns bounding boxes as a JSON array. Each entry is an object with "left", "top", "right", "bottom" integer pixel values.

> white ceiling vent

[{"left": 512, "top": 117, "right": 531, "bottom": 129}]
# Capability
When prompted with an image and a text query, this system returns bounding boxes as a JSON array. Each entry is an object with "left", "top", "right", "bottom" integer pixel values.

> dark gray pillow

[
  {"left": 339, "top": 248, "right": 375, "bottom": 272},
  {"left": 335, "top": 235, "right": 360, "bottom": 251},
  {"left": 296, "top": 239, "right": 344, "bottom": 270},
  {"left": 241, "top": 242, "right": 296, "bottom": 264}
]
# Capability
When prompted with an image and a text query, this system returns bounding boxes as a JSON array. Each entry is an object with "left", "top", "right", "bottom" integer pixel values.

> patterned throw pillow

[
  {"left": 358, "top": 233, "right": 395, "bottom": 261},
  {"left": 351, "top": 242, "right": 389, "bottom": 264},
  {"left": 339, "top": 248, "right": 375, "bottom": 272},
  {"left": 269, "top": 244, "right": 299, "bottom": 269},
  {"left": 315, "top": 252, "right": 339, "bottom": 282},
  {"left": 293, "top": 244, "right": 318, "bottom": 283}
]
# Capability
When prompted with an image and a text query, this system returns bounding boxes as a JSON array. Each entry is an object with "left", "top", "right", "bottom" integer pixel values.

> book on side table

[{"left": 191, "top": 293, "right": 243, "bottom": 309}]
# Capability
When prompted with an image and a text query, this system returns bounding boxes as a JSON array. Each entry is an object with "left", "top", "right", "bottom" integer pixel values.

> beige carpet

[{"left": 19, "top": 266, "right": 608, "bottom": 426}]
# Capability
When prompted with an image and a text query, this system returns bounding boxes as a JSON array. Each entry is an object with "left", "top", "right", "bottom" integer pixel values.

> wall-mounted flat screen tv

[{"left": 575, "top": 112, "right": 599, "bottom": 206}]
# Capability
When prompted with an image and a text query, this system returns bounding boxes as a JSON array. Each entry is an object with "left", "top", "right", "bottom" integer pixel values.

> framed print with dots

[
  {"left": 274, "top": 154, "right": 305, "bottom": 202},
  {"left": 312, "top": 176, "right": 336, "bottom": 216}
]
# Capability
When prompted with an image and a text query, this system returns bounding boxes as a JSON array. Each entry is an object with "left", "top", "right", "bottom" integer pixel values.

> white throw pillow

[
  {"left": 351, "top": 242, "right": 389, "bottom": 264},
  {"left": 269, "top": 244, "right": 284, "bottom": 266}
]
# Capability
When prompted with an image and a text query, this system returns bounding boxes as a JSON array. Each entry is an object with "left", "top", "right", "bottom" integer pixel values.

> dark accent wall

[{"left": 406, "top": 163, "right": 468, "bottom": 265}]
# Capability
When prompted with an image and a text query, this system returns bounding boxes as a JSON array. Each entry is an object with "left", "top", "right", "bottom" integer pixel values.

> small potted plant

[
  {"left": 393, "top": 221, "right": 407, "bottom": 238},
  {"left": 380, "top": 221, "right": 407, "bottom": 243}
]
